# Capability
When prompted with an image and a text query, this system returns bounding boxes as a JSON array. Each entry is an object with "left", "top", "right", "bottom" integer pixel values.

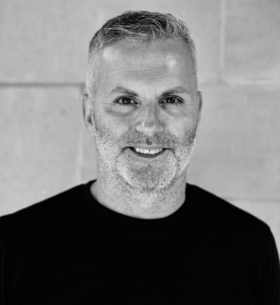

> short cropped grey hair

[{"left": 86, "top": 11, "right": 197, "bottom": 96}]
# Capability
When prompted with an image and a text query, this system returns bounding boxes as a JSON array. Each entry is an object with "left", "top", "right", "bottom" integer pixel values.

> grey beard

[{"left": 92, "top": 117, "right": 197, "bottom": 193}]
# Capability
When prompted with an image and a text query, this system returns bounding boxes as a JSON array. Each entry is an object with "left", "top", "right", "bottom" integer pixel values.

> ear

[
  {"left": 196, "top": 91, "right": 203, "bottom": 126},
  {"left": 197, "top": 91, "right": 203, "bottom": 113},
  {"left": 82, "top": 93, "right": 94, "bottom": 132}
]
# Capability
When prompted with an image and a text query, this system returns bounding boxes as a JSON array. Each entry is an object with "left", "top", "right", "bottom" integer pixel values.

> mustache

[{"left": 118, "top": 131, "right": 195, "bottom": 149}]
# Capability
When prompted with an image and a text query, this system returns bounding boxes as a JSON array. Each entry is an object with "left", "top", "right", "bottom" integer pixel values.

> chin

[
  {"left": 117, "top": 163, "right": 180, "bottom": 193},
  {"left": 117, "top": 147, "right": 193, "bottom": 192}
]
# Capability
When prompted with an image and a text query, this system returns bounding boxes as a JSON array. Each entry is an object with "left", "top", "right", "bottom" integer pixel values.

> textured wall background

[{"left": 0, "top": 0, "right": 280, "bottom": 249}]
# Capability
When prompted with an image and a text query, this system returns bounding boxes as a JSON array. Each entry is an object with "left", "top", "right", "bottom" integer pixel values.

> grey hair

[{"left": 86, "top": 11, "right": 197, "bottom": 96}]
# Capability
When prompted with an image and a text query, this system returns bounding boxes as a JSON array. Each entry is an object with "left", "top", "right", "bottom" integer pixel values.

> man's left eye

[
  {"left": 161, "top": 97, "right": 182, "bottom": 105},
  {"left": 116, "top": 98, "right": 136, "bottom": 105}
]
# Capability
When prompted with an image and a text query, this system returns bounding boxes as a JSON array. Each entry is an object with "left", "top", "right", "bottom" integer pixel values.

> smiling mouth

[{"left": 128, "top": 147, "right": 166, "bottom": 158}]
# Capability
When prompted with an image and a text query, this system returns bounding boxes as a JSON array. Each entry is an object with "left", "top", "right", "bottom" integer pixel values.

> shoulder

[
  {"left": 187, "top": 183, "right": 271, "bottom": 239},
  {"left": 0, "top": 184, "right": 85, "bottom": 250}
]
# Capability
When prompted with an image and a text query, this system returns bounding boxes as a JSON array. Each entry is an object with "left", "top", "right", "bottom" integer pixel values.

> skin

[{"left": 83, "top": 38, "right": 202, "bottom": 219}]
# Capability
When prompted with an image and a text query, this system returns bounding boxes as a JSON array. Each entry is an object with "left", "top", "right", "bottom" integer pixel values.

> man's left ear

[
  {"left": 81, "top": 93, "right": 94, "bottom": 131},
  {"left": 197, "top": 91, "right": 203, "bottom": 112}
]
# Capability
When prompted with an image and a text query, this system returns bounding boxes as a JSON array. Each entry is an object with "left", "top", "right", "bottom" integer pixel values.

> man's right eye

[{"left": 116, "top": 98, "right": 136, "bottom": 105}]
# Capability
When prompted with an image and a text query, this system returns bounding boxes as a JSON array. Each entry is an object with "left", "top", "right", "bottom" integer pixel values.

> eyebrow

[
  {"left": 110, "top": 86, "right": 190, "bottom": 97},
  {"left": 110, "top": 86, "right": 139, "bottom": 97}
]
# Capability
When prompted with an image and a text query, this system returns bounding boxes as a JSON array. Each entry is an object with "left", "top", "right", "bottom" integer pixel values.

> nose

[{"left": 135, "top": 102, "right": 164, "bottom": 136}]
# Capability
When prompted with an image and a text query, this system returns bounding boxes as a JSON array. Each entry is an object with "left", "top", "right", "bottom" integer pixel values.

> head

[{"left": 83, "top": 11, "right": 202, "bottom": 193}]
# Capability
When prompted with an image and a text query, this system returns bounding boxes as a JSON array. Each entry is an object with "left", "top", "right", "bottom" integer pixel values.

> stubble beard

[{"left": 92, "top": 117, "right": 197, "bottom": 194}]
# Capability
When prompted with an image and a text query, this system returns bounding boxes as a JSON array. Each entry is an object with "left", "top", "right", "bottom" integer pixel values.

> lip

[
  {"left": 125, "top": 147, "right": 168, "bottom": 159},
  {"left": 129, "top": 145, "right": 166, "bottom": 150}
]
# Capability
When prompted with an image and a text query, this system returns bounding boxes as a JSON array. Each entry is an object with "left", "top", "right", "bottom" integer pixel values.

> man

[{"left": 0, "top": 11, "right": 279, "bottom": 304}]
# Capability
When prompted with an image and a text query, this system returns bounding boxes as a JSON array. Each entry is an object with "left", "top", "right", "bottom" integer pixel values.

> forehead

[{"left": 94, "top": 39, "right": 195, "bottom": 94}]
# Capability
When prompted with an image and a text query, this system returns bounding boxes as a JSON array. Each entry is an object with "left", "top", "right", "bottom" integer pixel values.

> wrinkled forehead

[
  {"left": 86, "top": 39, "right": 197, "bottom": 97},
  {"left": 102, "top": 39, "right": 191, "bottom": 70}
]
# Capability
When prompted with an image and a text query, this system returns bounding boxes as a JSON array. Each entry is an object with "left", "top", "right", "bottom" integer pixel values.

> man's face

[{"left": 85, "top": 38, "right": 201, "bottom": 192}]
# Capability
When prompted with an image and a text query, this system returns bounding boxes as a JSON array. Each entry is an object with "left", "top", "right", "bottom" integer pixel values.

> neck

[{"left": 90, "top": 170, "right": 187, "bottom": 219}]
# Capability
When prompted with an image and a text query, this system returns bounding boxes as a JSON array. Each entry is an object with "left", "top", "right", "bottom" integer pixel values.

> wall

[{"left": 0, "top": 0, "right": 279, "bottom": 250}]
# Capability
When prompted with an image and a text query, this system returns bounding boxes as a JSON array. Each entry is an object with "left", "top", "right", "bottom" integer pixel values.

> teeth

[{"left": 134, "top": 148, "right": 163, "bottom": 154}]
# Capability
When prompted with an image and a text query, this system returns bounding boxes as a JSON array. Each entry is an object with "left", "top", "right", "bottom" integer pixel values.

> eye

[
  {"left": 161, "top": 97, "right": 183, "bottom": 105},
  {"left": 116, "top": 97, "right": 137, "bottom": 105}
]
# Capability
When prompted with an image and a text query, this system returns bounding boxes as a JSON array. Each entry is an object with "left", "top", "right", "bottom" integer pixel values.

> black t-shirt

[{"left": 0, "top": 181, "right": 279, "bottom": 304}]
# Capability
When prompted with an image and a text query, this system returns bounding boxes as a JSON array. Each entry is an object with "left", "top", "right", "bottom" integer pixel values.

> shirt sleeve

[{"left": 256, "top": 227, "right": 280, "bottom": 305}]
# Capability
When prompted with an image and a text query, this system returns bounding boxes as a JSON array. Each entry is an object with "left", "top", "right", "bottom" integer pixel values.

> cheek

[
  {"left": 105, "top": 107, "right": 141, "bottom": 133},
  {"left": 165, "top": 116, "right": 196, "bottom": 139},
  {"left": 95, "top": 108, "right": 130, "bottom": 138}
]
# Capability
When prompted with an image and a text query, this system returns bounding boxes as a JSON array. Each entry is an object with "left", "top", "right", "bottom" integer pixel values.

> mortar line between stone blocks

[
  {"left": 219, "top": 0, "right": 226, "bottom": 83},
  {"left": 0, "top": 83, "right": 84, "bottom": 88}
]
